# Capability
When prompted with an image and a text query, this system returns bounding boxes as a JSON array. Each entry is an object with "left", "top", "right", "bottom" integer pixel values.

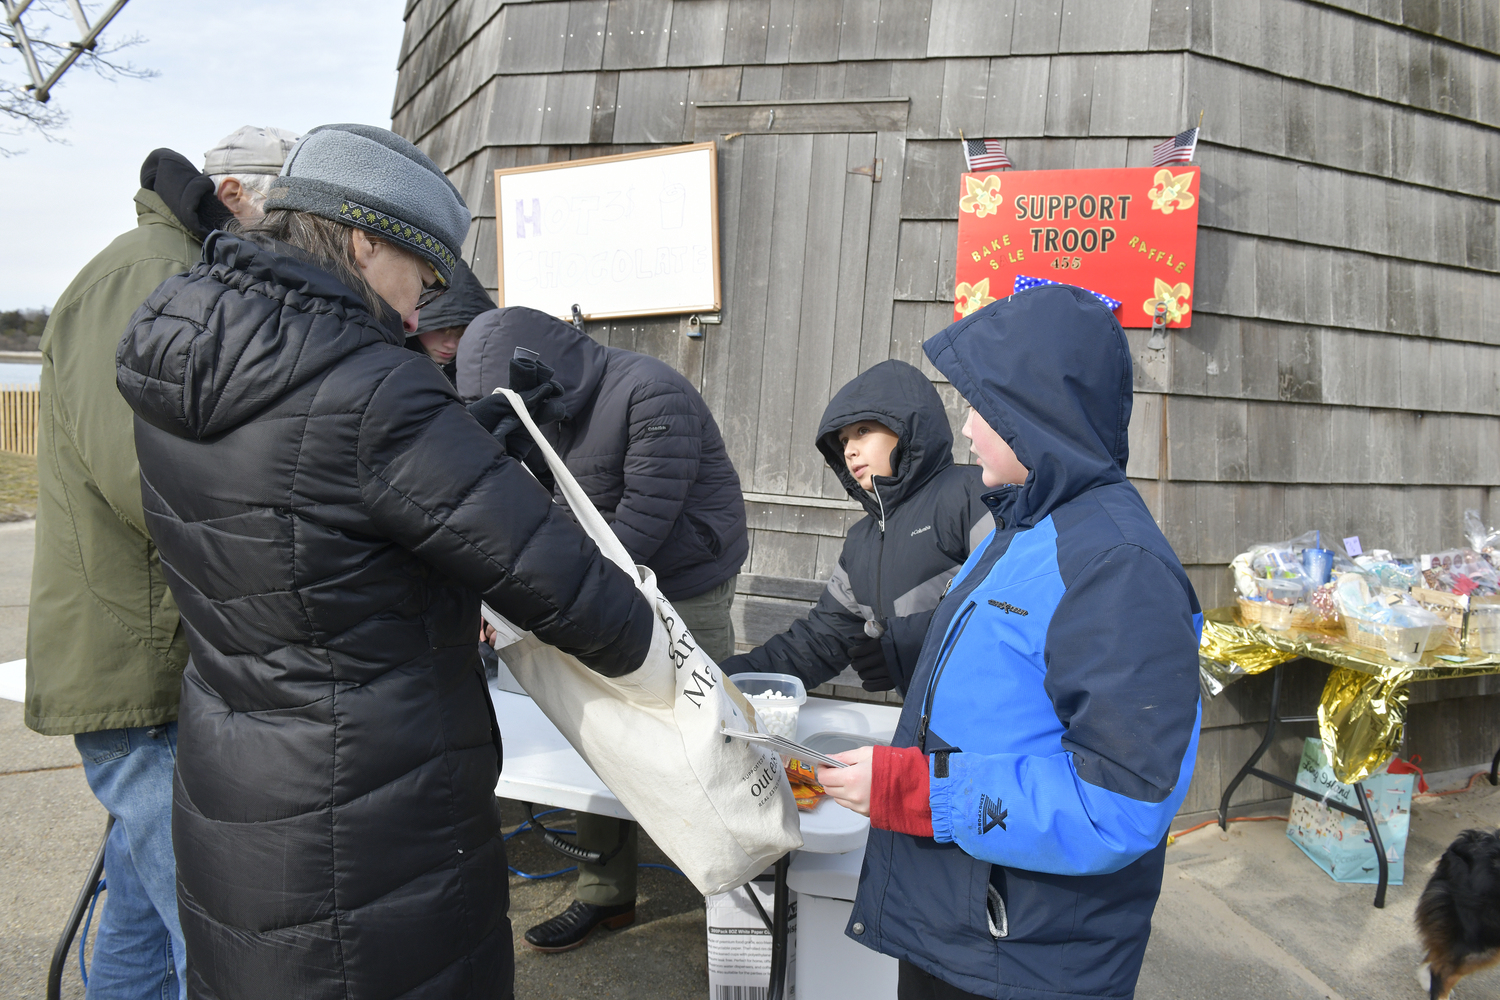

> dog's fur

[{"left": 1416, "top": 828, "right": 1500, "bottom": 999}]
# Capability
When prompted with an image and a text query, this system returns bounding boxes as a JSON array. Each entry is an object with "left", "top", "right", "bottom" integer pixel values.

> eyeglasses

[{"left": 416, "top": 263, "right": 448, "bottom": 311}]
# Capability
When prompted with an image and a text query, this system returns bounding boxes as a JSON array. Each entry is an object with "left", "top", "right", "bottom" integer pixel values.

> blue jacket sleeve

[{"left": 928, "top": 544, "right": 1202, "bottom": 876}]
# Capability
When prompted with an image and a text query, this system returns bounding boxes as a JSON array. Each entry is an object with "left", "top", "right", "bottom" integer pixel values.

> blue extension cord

[
  {"left": 78, "top": 877, "right": 106, "bottom": 986},
  {"left": 506, "top": 810, "right": 685, "bottom": 880}
]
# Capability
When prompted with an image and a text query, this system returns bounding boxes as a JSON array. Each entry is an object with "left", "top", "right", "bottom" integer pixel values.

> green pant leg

[
  {"left": 672, "top": 574, "right": 738, "bottom": 663},
  {"left": 573, "top": 812, "right": 639, "bottom": 905}
]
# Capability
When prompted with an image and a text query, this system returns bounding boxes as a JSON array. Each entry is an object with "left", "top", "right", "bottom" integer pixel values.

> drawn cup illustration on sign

[{"left": 954, "top": 166, "right": 1201, "bottom": 328}]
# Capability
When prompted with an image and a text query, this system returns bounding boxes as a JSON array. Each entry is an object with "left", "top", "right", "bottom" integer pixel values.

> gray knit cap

[{"left": 265, "top": 123, "right": 470, "bottom": 283}]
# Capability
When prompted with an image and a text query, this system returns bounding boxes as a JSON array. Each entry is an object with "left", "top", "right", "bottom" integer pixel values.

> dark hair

[{"left": 234, "top": 209, "right": 388, "bottom": 315}]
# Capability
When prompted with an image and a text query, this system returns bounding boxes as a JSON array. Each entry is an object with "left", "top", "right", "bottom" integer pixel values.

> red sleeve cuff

[{"left": 869, "top": 745, "right": 934, "bottom": 838}]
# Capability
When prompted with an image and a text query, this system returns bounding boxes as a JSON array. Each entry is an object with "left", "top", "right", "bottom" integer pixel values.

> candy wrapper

[{"left": 785, "top": 757, "right": 826, "bottom": 811}]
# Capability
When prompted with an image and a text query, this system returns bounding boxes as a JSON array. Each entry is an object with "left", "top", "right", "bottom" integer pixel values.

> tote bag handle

[{"left": 494, "top": 388, "right": 640, "bottom": 581}]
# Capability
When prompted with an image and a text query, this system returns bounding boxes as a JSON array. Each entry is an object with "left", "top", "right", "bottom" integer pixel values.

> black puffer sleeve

[
  {"left": 358, "top": 357, "right": 653, "bottom": 677},
  {"left": 722, "top": 579, "right": 863, "bottom": 687},
  {"left": 610, "top": 380, "right": 703, "bottom": 564}
]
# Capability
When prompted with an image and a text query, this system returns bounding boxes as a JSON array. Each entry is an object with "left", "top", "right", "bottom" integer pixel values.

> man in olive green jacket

[{"left": 28, "top": 127, "right": 297, "bottom": 998}]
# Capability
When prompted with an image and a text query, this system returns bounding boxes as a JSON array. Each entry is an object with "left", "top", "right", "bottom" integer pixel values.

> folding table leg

[
  {"left": 742, "top": 854, "right": 793, "bottom": 1000},
  {"left": 767, "top": 855, "right": 791, "bottom": 1000},
  {"left": 1353, "top": 781, "right": 1388, "bottom": 909},
  {"left": 1219, "top": 662, "right": 1286, "bottom": 829}
]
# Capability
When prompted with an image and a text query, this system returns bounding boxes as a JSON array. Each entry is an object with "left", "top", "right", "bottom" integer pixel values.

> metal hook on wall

[{"left": 1146, "top": 302, "right": 1170, "bottom": 351}]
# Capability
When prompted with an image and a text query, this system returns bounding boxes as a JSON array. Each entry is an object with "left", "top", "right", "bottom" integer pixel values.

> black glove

[
  {"left": 466, "top": 373, "right": 564, "bottom": 461},
  {"left": 849, "top": 631, "right": 894, "bottom": 692}
]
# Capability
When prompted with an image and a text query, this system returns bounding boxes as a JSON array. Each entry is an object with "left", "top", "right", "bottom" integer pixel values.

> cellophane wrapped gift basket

[{"left": 1229, "top": 511, "right": 1500, "bottom": 661}]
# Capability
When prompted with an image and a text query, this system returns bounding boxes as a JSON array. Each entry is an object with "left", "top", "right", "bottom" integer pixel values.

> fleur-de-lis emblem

[
  {"left": 954, "top": 279, "right": 996, "bottom": 318},
  {"left": 959, "top": 175, "right": 1004, "bottom": 218},
  {"left": 1148, "top": 169, "right": 1196, "bottom": 214},
  {"left": 1142, "top": 278, "right": 1192, "bottom": 324}
]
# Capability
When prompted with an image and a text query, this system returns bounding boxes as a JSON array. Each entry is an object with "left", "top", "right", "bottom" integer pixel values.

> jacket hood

[
  {"left": 816, "top": 359, "right": 954, "bottom": 520},
  {"left": 117, "top": 231, "right": 402, "bottom": 440},
  {"left": 456, "top": 307, "right": 607, "bottom": 419},
  {"left": 414, "top": 259, "right": 494, "bottom": 335},
  {"left": 922, "top": 284, "right": 1132, "bottom": 528}
]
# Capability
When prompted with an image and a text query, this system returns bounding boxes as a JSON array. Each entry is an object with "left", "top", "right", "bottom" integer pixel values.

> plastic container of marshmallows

[{"left": 732, "top": 672, "right": 807, "bottom": 740}]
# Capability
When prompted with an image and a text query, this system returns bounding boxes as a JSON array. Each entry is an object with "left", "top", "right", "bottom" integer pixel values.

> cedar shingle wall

[{"left": 394, "top": 0, "right": 1500, "bottom": 809}]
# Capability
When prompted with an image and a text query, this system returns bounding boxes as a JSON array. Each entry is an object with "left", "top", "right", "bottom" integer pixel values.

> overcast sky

[{"left": 0, "top": 0, "right": 408, "bottom": 310}]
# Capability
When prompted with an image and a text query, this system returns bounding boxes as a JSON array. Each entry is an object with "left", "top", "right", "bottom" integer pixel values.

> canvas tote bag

[{"left": 482, "top": 389, "right": 803, "bottom": 895}]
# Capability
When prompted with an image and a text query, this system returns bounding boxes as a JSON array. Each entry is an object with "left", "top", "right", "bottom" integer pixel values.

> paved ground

[
  {"left": 0, "top": 520, "right": 99, "bottom": 1000},
  {"left": 2, "top": 512, "right": 1497, "bottom": 1000},
  {"left": 1141, "top": 778, "right": 1500, "bottom": 1000}
]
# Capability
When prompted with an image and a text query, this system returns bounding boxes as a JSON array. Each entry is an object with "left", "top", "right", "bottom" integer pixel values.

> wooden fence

[{"left": 0, "top": 385, "right": 39, "bottom": 456}]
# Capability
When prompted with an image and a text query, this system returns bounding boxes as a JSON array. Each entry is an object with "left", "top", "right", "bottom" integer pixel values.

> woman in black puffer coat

[{"left": 115, "top": 124, "right": 653, "bottom": 1000}]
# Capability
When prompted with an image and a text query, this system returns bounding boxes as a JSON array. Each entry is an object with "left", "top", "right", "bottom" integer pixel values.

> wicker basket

[
  {"left": 1342, "top": 616, "right": 1433, "bottom": 663},
  {"left": 1411, "top": 588, "right": 1500, "bottom": 652},
  {"left": 1409, "top": 587, "right": 1464, "bottom": 652},
  {"left": 1238, "top": 596, "right": 1316, "bottom": 631}
]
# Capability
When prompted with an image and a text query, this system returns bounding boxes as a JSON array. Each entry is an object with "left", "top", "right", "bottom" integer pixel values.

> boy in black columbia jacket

[{"left": 723, "top": 359, "right": 992, "bottom": 691}]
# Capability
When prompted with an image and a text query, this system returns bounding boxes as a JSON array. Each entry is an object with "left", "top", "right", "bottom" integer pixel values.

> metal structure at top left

[{"left": 3, "top": 0, "right": 132, "bottom": 103}]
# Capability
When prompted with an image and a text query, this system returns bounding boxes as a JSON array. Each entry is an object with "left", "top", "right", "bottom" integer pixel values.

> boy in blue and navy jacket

[{"left": 818, "top": 284, "right": 1203, "bottom": 1000}]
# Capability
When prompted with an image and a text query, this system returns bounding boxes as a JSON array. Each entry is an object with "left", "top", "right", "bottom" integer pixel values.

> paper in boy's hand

[{"left": 718, "top": 727, "right": 851, "bottom": 768}]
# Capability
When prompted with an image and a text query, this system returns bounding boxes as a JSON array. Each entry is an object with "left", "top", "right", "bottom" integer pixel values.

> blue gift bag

[{"left": 1285, "top": 737, "right": 1413, "bottom": 885}]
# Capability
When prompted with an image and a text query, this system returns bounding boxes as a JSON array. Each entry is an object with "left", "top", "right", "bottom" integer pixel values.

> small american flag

[
  {"left": 1151, "top": 127, "right": 1199, "bottom": 167},
  {"left": 1014, "top": 275, "right": 1122, "bottom": 312},
  {"left": 963, "top": 138, "right": 1012, "bottom": 172}
]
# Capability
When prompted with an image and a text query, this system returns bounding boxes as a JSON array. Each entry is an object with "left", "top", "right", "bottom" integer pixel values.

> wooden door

[{"left": 705, "top": 131, "right": 892, "bottom": 504}]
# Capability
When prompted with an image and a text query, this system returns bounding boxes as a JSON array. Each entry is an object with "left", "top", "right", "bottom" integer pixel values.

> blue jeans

[{"left": 74, "top": 724, "right": 186, "bottom": 1000}]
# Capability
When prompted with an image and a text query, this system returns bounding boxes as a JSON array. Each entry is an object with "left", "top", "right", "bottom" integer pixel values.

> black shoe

[{"left": 523, "top": 900, "right": 636, "bottom": 952}]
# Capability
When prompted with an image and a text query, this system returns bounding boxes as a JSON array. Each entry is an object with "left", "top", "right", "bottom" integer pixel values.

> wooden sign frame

[{"left": 494, "top": 142, "right": 722, "bottom": 322}]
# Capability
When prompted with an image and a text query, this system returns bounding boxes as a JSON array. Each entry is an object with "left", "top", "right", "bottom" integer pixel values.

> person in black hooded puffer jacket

[
  {"left": 115, "top": 124, "right": 654, "bottom": 1000},
  {"left": 721, "top": 359, "right": 994, "bottom": 692},
  {"left": 457, "top": 305, "right": 747, "bottom": 952}
]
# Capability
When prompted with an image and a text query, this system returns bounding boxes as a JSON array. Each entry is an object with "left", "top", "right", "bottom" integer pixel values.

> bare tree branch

[{"left": 0, "top": 0, "right": 155, "bottom": 153}]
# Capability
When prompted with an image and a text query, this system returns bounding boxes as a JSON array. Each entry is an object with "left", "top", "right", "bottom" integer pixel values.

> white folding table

[{"left": 489, "top": 682, "right": 902, "bottom": 998}]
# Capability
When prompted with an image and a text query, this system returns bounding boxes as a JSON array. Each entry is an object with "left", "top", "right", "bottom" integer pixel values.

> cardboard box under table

[{"left": 488, "top": 678, "right": 901, "bottom": 999}]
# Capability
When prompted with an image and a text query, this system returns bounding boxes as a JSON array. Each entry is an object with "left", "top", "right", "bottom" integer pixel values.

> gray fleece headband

[{"left": 266, "top": 124, "right": 470, "bottom": 282}]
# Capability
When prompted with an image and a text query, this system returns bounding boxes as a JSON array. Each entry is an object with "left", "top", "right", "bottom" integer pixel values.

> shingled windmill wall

[{"left": 393, "top": 0, "right": 1500, "bottom": 816}]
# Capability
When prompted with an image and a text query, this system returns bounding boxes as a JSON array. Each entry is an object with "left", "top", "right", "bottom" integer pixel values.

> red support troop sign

[{"left": 953, "top": 166, "right": 1201, "bottom": 328}]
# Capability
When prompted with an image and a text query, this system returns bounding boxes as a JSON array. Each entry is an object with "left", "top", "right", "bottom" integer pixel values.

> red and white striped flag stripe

[
  {"left": 1151, "top": 127, "right": 1199, "bottom": 167},
  {"left": 964, "top": 138, "right": 1012, "bottom": 171}
]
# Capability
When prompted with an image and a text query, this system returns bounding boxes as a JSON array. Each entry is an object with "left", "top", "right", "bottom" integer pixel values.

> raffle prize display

[
  {"left": 1202, "top": 511, "right": 1500, "bottom": 905},
  {"left": 1206, "top": 509, "right": 1500, "bottom": 783}
]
